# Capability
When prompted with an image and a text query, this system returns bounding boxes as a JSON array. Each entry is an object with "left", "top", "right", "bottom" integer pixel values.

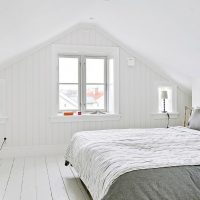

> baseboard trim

[{"left": 0, "top": 145, "right": 66, "bottom": 158}]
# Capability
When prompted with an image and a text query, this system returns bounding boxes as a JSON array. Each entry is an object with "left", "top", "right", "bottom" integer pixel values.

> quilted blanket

[{"left": 65, "top": 126, "right": 200, "bottom": 200}]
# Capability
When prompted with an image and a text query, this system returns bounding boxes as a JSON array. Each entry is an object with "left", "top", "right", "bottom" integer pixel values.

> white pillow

[{"left": 189, "top": 108, "right": 200, "bottom": 131}]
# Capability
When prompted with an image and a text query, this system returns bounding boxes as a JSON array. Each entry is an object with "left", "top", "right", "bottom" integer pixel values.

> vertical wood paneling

[
  {"left": 0, "top": 25, "right": 192, "bottom": 147},
  {"left": 26, "top": 56, "right": 33, "bottom": 145}
]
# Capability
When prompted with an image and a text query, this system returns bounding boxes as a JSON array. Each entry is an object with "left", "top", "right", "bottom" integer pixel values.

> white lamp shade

[{"left": 161, "top": 90, "right": 168, "bottom": 99}]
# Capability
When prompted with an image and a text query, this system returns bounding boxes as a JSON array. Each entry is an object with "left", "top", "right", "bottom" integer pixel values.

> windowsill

[
  {"left": 151, "top": 112, "right": 179, "bottom": 120},
  {"left": 0, "top": 116, "right": 8, "bottom": 124},
  {"left": 50, "top": 113, "right": 121, "bottom": 123}
]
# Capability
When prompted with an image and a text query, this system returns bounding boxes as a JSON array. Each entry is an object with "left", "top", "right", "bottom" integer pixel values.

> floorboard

[
  {"left": 70, "top": 166, "right": 92, "bottom": 200},
  {"left": 0, "top": 155, "right": 91, "bottom": 200},
  {"left": 45, "top": 156, "right": 70, "bottom": 200},
  {"left": 36, "top": 157, "right": 53, "bottom": 200},
  {"left": 3, "top": 158, "right": 25, "bottom": 200},
  {"left": 57, "top": 155, "right": 88, "bottom": 200},
  {"left": 0, "top": 158, "right": 14, "bottom": 200},
  {"left": 21, "top": 157, "right": 36, "bottom": 200}
]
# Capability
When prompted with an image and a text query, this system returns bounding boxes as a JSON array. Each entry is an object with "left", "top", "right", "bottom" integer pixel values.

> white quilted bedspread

[{"left": 65, "top": 127, "right": 200, "bottom": 200}]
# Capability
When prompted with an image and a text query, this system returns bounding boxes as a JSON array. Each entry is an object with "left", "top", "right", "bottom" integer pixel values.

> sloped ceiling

[{"left": 1, "top": 0, "right": 200, "bottom": 89}]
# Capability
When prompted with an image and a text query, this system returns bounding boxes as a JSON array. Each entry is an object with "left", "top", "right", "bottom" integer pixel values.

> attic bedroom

[{"left": 0, "top": 0, "right": 200, "bottom": 200}]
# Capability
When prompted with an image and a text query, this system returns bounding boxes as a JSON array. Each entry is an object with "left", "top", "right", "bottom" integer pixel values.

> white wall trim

[
  {"left": 0, "top": 79, "right": 6, "bottom": 117},
  {"left": 0, "top": 116, "right": 8, "bottom": 124},
  {"left": 151, "top": 112, "right": 179, "bottom": 120},
  {"left": 50, "top": 114, "right": 121, "bottom": 123},
  {"left": 0, "top": 145, "right": 66, "bottom": 158}
]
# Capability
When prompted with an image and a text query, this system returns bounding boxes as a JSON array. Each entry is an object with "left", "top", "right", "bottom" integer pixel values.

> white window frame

[
  {"left": 158, "top": 86, "right": 173, "bottom": 113},
  {"left": 152, "top": 81, "right": 179, "bottom": 119},
  {"left": 0, "top": 79, "right": 8, "bottom": 124},
  {"left": 51, "top": 44, "right": 120, "bottom": 122},
  {"left": 58, "top": 55, "right": 108, "bottom": 113}
]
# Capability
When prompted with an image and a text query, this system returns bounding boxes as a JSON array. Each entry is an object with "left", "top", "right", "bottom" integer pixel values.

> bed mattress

[{"left": 65, "top": 126, "right": 200, "bottom": 200}]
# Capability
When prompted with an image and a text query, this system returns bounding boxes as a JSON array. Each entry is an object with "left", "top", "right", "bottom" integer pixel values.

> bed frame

[{"left": 184, "top": 106, "right": 193, "bottom": 127}]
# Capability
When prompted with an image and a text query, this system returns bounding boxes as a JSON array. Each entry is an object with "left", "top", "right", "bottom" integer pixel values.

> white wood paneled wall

[
  {"left": 192, "top": 78, "right": 200, "bottom": 107},
  {"left": 0, "top": 24, "right": 191, "bottom": 147}
]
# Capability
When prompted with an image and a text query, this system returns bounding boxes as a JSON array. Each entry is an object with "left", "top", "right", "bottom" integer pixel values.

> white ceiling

[{"left": 1, "top": 0, "right": 200, "bottom": 89}]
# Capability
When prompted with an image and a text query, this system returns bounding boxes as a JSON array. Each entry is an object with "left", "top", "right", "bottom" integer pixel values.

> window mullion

[
  {"left": 78, "top": 56, "right": 81, "bottom": 111},
  {"left": 80, "top": 56, "right": 83, "bottom": 112},
  {"left": 81, "top": 56, "right": 86, "bottom": 112},
  {"left": 105, "top": 57, "right": 108, "bottom": 112},
  {"left": 83, "top": 56, "right": 86, "bottom": 112}
]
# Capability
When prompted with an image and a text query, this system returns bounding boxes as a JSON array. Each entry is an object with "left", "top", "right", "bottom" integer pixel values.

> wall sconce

[{"left": 161, "top": 90, "right": 168, "bottom": 113}]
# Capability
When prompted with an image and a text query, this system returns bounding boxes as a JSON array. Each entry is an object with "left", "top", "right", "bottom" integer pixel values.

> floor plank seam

[
  {"left": 34, "top": 157, "right": 38, "bottom": 200},
  {"left": 69, "top": 166, "right": 91, "bottom": 200},
  {"left": 56, "top": 156, "right": 70, "bottom": 200},
  {"left": 19, "top": 158, "right": 25, "bottom": 200},
  {"left": 45, "top": 156, "right": 54, "bottom": 200},
  {"left": 2, "top": 158, "right": 15, "bottom": 200}
]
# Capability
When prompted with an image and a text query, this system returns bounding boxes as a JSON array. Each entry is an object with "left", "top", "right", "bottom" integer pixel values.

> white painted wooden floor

[{"left": 0, "top": 155, "right": 91, "bottom": 200}]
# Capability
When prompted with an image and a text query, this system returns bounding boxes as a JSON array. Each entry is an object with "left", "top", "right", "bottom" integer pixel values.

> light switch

[{"left": 128, "top": 57, "right": 136, "bottom": 67}]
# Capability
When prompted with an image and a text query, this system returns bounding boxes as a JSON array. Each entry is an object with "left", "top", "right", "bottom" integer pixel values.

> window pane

[
  {"left": 86, "top": 58, "right": 105, "bottom": 83},
  {"left": 86, "top": 85, "right": 105, "bottom": 110},
  {"left": 59, "top": 84, "right": 79, "bottom": 110},
  {"left": 59, "top": 57, "right": 79, "bottom": 83},
  {"left": 108, "top": 59, "right": 114, "bottom": 113},
  {"left": 158, "top": 87, "right": 173, "bottom": 113}
]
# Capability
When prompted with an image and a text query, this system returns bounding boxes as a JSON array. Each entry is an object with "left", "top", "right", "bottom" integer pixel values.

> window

[
  {"left": 158, "top": 86, "right": 173, "bottom": 113},
  {"left": 152, "top": 81, "right": 178, "bottom": 119},
  {"left": 58, "top": 56, "right": 107, "bottom": 112},
  {"left": 52, "top": 45, "right": 120, "bottom": 119}
]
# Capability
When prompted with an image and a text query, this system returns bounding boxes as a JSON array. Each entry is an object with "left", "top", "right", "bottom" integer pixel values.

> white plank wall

[{"left": 0, "top": 24, "right": 191, "bottom": 148}]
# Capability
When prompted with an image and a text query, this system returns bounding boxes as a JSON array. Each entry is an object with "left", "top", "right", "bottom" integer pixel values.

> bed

[{"left": 65, "top": 126, "right": 200, "bottom": 200}]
